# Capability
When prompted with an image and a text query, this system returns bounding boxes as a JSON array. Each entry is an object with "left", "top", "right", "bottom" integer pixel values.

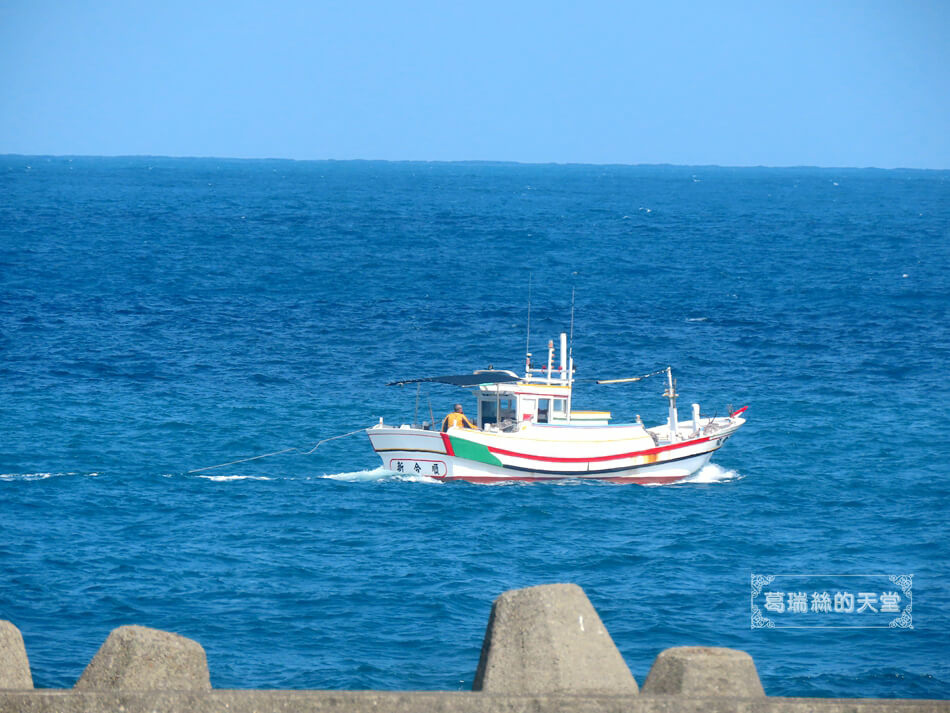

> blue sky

[{"left": 1, "top": 1, "right": 948, "bottom": 167}]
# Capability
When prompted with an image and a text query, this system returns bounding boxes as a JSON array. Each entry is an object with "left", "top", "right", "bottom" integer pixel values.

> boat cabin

[
  {"left": 387, "top": 332, "right": 612, "bottom": 430},
  {"left": 475, "top": 383, "right": 610, "bottom": 429},
  {"left": 471, "top": 333, "right": 611, "bottom": 430}
]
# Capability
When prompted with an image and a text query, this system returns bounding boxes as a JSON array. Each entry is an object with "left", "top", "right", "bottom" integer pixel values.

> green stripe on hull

[{"left": 448, "top": 436, "right": 503, "bottom": 466}]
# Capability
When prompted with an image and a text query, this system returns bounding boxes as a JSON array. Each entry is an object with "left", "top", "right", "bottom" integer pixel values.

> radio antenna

[
  {"left": 525, "top": 273, "right": 532, "bottom": 357},
  {"left": 568, "top": 284, "right": 576, "bottom": 362}
]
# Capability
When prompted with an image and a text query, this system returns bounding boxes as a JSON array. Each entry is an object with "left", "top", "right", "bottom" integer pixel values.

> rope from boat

[
  {"left": 299, "top": 427, "right": 371, "bottom": 455},
  {"left": 187, "top": 426, "right": 369, "bottom": 473},
  {"left": 187, "top": 448, "right": 298, "bottom": 473}
]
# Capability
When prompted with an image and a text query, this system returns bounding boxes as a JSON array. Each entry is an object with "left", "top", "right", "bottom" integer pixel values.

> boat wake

[
  {"left": 3, "top": 466, "right": 742, "bottom": 486},
  {"left": 319, "top": 466, "right": 441, "bottom": 484},
  {"left": 196, "top": 474, "right": 274, "bottom": 482},
  {"left": 682, "top": 463, "right": 743, "bottom": 484},
  {"left": 0, "top": 472, "right": 100, "bottom": 481},
  {"left": 317, "top": 464, "right": 743, "bottom": 486}
]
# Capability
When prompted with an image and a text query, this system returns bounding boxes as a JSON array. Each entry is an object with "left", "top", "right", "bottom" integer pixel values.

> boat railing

[{"left": 522, "top": 366, "right": 573, "bottom": 386}]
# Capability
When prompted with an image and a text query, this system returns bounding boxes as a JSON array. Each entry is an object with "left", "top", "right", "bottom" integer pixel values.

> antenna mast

[
  {"left": 568, "top": 285, "right": 575, "bottom": 366},
  {"left": 525, "top": 274, "right": 532, "bottom": 363}
]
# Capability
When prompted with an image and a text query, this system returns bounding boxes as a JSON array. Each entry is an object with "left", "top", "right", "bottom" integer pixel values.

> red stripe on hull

[
  {"left": 440, "top": 432, "right": 455, "bottom": 456},
  {"left": 486, "top": 435, "right": 714, "bottom": 464}
]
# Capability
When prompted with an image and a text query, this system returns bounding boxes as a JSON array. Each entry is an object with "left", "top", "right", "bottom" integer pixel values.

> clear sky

[{"left": 1, "top": 1, "right": 948, "bottom": 168}]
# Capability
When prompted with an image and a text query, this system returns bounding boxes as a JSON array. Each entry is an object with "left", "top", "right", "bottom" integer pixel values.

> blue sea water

[{"left": 1, "top": 156, "right": 948, "bottom": 697}]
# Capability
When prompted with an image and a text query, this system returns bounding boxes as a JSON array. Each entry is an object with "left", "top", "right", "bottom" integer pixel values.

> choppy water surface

[{"left": 1, "top": 157, "right": 948, "bottom": 697}]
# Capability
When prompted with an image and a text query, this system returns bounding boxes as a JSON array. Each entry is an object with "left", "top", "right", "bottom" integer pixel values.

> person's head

[{"left": 454, "top": 404, "right": 464, "bottom": 413}]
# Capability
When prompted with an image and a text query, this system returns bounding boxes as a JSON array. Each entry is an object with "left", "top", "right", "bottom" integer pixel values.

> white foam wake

[
  {"left": 319, "top": 466, "right": 441, "bottom": 484},
  {"left": 197, "top": 474, "right": 273, "bottom": 482},
  {"left": 187, "top": 465, "right": 742, "bottom": 486},
  {"left": 0, "top": 472, "right": 100, "bottom": 481},
  {"left": 684, "top": 463, "right": 743, "bottom": 484},
  {"left": 0, "top": 472, "right": 57, "bottom": 481}
]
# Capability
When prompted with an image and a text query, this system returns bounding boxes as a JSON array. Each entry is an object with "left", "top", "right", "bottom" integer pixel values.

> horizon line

[{"left": 1, "top": 152, "right": 946, "bottom": 172}]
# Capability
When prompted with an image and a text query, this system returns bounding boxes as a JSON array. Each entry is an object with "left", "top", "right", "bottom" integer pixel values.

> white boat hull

[{"left": 367, "top": 420, "right": 742, "bottom": 485}]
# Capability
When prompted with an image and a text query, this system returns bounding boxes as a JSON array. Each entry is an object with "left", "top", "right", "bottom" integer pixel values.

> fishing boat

[{"left": 367, "top": 332, "right": 746, "bottom": 484}]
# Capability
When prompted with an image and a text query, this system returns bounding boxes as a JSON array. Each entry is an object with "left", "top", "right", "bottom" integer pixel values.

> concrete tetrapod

[
  {"left": 74, "top": 625, "right": 211, "bottom": 690},
  {"left": 642, "top": 646, "right": 766, "bottom": 697},
  {"left": 0, "top": 621, "right": 33, "bottom": 689},
  {"left": 473, "top": 582, "right": 638, "bottom": 695}
]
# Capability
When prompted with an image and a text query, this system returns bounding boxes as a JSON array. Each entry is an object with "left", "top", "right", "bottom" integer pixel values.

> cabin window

[
  {"left": 538, "top": 398, "right": 550, "bottom": 424},
  {"left": 553, "top": 399, "right": 567, "bottom": 414},
  {"left": 481, "top": 397, "right": 516, "bottom": 427}
]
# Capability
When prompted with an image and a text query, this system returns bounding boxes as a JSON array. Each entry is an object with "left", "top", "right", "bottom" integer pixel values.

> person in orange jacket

[{"left": 441, "top": 403, "right": 477, "bottom": 431}]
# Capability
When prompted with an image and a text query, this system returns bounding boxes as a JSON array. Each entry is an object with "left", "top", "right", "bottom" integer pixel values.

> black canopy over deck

[{"left": 386, "top": 371, "right": 521, "bottom": 387}]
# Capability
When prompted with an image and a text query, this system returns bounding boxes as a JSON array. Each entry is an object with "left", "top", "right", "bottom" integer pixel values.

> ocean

[{"left": 1, "top": 156, "right": 948, "bottom": 697}]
